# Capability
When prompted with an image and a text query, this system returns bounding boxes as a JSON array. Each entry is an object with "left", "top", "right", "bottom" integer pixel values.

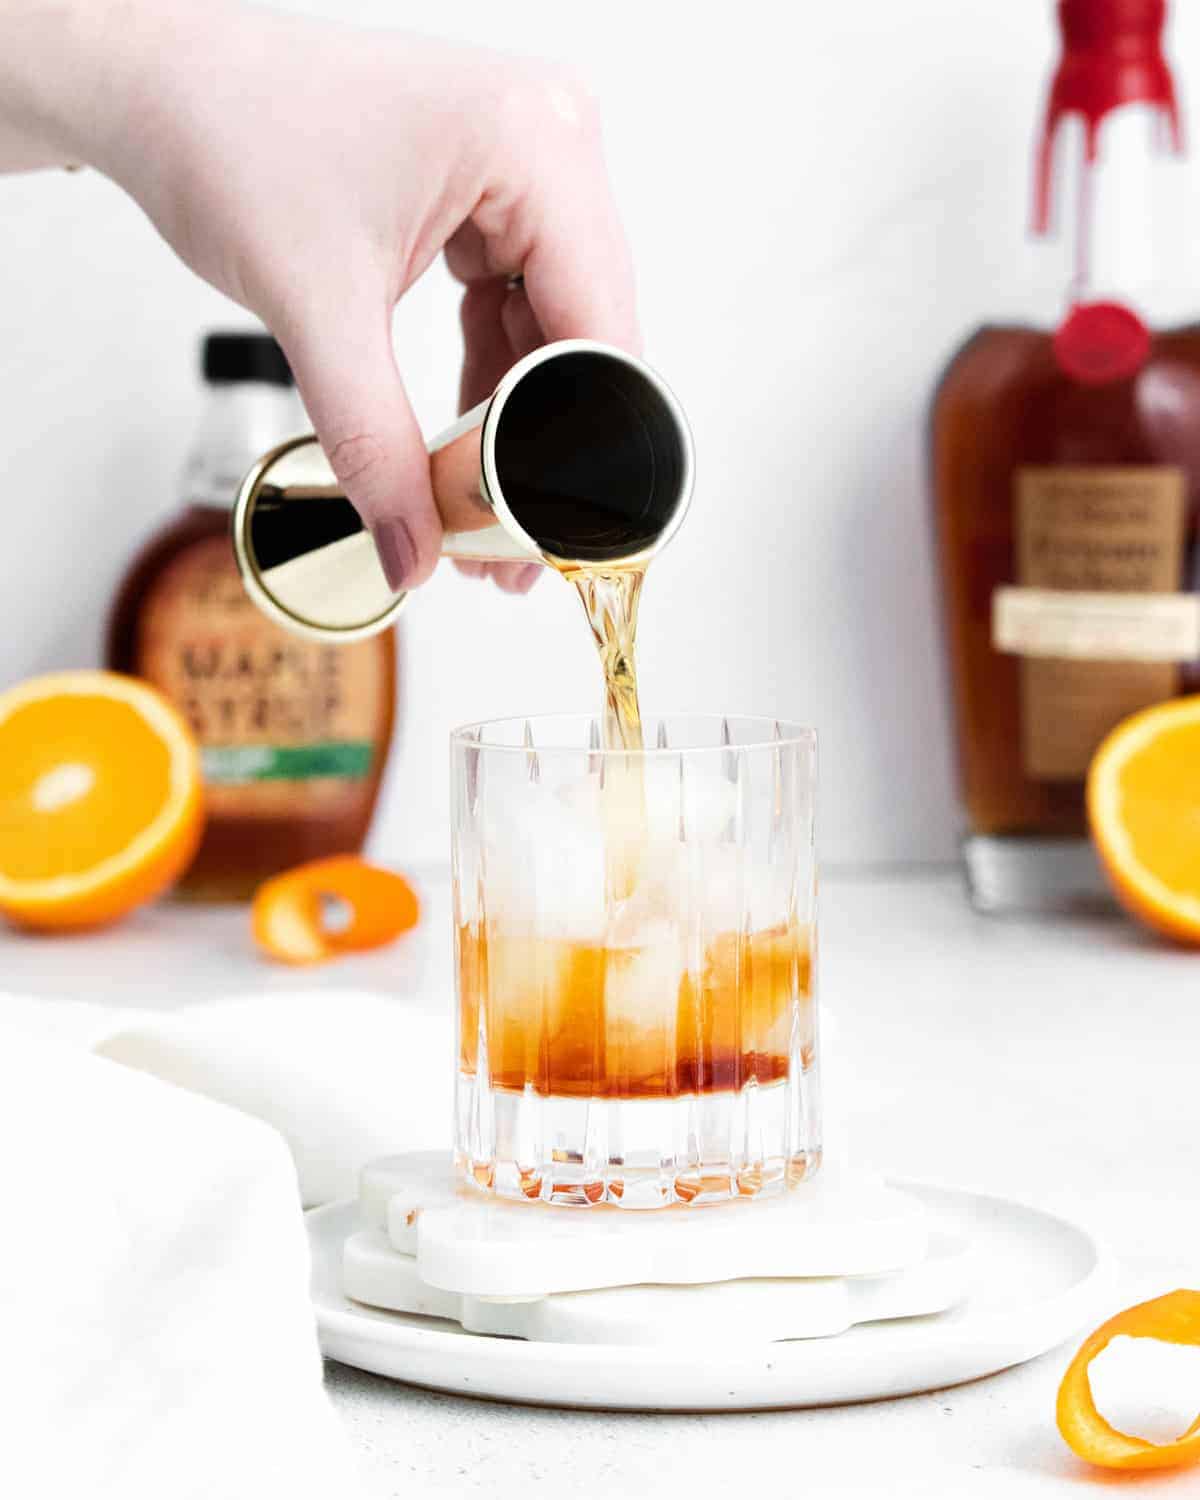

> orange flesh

[
  {"left": 1088, "top": 698, "right": 1200, "bottom": 943},
  {"left": 458, "top": 920, "right": 813, "bottom": 1098},
  {"left": 1112, "top": 723, "right": 1200, "bottom": 893},
  {"left": 0, "top": 672, "right": 203, "bottom": 930},
  {"left": 0, "top": 696, "right": 173, "bottom": 881}
]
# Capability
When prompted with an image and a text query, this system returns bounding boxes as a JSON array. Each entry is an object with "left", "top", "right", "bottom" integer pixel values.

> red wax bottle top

[
  {"left": 1034, "top": 0, "right": 1183, "bottom": 234},
  {"left": 1052, "top": 299, "right": 1152, "bottom": 383}
]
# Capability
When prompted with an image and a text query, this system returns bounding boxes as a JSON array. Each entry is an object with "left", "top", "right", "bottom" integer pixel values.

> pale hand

[{"left": 2, "top": 0, "right": 641, "bottom": 592}]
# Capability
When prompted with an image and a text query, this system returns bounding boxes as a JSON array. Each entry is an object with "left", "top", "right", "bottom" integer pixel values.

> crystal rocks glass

[{"left": 451, "top": 714, "right": 819, "bottom": 1209}]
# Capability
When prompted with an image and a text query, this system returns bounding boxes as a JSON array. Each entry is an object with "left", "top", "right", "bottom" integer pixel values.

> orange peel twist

[
  {"left": 1057, "top": 1289, "right": 1200, "bottom": 1471},
  {"left": 252, "top": 856, "right": 420, "bottom": 966}
]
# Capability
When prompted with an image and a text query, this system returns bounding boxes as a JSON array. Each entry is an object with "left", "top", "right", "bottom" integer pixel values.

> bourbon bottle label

[
  {"left": 134, "top": 536, "right": 390, "bottom": 820},
  {"left": 1004, "top": 466, "right": 1186, "bottom": 779}
]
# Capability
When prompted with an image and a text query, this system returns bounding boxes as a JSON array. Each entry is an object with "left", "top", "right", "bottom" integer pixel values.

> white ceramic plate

[{"left": 308, "top": 1181, "right": 1115, "bottom": 1412}]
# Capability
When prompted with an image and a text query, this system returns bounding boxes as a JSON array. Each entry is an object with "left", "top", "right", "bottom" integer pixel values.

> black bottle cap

[{"left": 202, "top": 331, "right": 294, "bottom": 387}]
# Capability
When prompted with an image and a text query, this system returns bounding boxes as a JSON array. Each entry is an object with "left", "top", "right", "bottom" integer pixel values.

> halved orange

[
  {"left": 1088, "top": 695, "right": 1200, "bottom": 944},
  {"left": 0, "top": 671, "right": 204, "bottom": 930}
]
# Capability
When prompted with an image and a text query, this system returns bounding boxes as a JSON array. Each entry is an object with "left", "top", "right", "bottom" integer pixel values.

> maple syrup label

[
  {"left": 134, "top": 536, "right": 389, "bottom": 820},
  {"left": 1005, "top": 466, "right": 1186, "bottom": 780}
]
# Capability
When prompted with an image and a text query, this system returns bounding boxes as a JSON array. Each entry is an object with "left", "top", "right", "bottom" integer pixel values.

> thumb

[{"left": 277, "top": 305, "right": 442, "bottom": 592}]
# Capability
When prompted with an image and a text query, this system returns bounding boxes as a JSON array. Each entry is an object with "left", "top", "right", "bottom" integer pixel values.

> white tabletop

[{"left": 9, "top": 868, "right": 1199, "bottom": 1496}]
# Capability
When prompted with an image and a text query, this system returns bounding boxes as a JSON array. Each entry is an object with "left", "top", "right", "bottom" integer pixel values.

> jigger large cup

[{"left": 231, "top": 338, "right": 694, "bottom": 643}]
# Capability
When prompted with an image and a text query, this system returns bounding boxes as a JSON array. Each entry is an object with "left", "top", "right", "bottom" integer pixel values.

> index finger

[
  {"left": 515, "top": 103, "right": 641, "bottom": 354},
  {"left": 521, "top": 201, "right": 642, "bottom": 355}
]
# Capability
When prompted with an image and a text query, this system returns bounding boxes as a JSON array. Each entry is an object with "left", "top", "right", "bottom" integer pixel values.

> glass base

[
  {"left": 963, "top": 834, "right": 1117, "bottom": 916},
  {"left": 455, "top": 1072, "right": 822, "bottom": 1209}
]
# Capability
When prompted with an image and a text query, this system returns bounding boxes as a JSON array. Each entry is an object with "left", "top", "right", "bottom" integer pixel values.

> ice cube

[
  {"left": 477, "top": 781, "right": 598, "bottom": 931},
  {"left": 601, "top": 922, "right": 686, "bottom": 1036}
]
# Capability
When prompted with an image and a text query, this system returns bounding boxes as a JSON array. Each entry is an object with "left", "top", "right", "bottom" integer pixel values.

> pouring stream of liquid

[{"left": 562, "top": 567, "right": 648, "bottom": 903}]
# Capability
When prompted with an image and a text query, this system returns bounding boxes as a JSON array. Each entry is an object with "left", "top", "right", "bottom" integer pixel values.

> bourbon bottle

[
  {"left": 930, "top": 0, "right": 1200, "bottom": 911},
  {"left": 108, "top": 332, "right": 397, "bottom": 899}
]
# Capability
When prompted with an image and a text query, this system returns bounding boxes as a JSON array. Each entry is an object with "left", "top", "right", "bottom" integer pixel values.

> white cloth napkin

[
  {"left": 3, "top": 988, "right": 452, "bottom": 1206},
  {"left": 0, "top": 987, "right": 453, "bottom": 1500},
  {"left": 0, "top": 1027, "right": 365, "bottom": 1500}
]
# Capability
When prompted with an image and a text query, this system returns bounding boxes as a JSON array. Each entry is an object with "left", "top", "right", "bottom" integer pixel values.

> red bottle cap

[
  {"left": 1033, "top": 0, "right": 1183, "bottom": 233},
  {"left": 1052, "top": 299, "right": 1152, "bottom": 383}
]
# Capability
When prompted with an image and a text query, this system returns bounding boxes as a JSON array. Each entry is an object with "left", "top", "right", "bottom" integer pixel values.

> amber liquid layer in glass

[
  {"left": 930, "top": 323, "right": 1200, "bottom": 838},
  {"left": 458, "top": 920, "right": 813, "bottom": 1100}
]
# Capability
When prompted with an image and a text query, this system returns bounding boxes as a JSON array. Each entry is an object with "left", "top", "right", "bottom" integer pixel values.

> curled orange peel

[
  {"left": 1057, "top": 1289, "right": 1200, "bottom": 1471},
  {"left": 252, "top": 855, "right": 420, "bottom": 966}
]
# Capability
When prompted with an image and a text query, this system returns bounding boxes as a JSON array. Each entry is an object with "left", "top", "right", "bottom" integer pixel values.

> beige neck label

[
  {"left": 1010, "top": 466, "right": 1186, "bottom": 781},
  {"left": 993, "top": 588, "right": 1200, "bottom": 662}
]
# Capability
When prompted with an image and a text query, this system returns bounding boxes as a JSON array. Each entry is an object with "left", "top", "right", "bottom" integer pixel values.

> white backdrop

[{"left": 3, "top": 0, "right": 1199, "bottom": 868}]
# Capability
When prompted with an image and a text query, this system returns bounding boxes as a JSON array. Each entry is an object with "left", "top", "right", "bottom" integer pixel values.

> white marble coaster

[
  {"left": 312, "top": 1186, "right": 1115, "bottom": 1406},
  {"left": 358, "top": 1152, "right": 929, "bottom": 1298},
  {"left": 341, "top": 1226, "right": 970, "bottom": 1344}
]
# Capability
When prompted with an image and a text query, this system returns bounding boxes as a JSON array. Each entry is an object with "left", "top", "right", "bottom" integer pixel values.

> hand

[{"left": 46, "top": 2, "right": 642, "bottom": 592}]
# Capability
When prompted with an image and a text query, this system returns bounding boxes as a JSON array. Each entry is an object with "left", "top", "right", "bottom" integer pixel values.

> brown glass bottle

[
  {"left": 928, "top": 0, "right": 1200, "bottom": 911},
  {"left": 107, "top": 333, "right": 397, "bottom": 900},
  {"left": 931, "top": 322, "right": 1200, "bottom": 842}
]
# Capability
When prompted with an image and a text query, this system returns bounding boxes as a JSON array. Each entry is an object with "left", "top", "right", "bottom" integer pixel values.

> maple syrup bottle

[
  {"left": 108, "top": 333, "right": 397, "bottom": 899},
  {"left": 930, "top": 0, "right": 1200, "bottom": 912}
]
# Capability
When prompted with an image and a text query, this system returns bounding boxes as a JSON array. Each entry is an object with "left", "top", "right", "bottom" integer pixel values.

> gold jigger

[{"left": 231, "top": 338, "right": 694, "bottom": 643}]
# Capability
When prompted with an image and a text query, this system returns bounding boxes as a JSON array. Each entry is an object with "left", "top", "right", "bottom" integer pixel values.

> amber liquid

[
  {"left": 457, "top": 557, "right": 813, "bottom": 1103},
  {"left": 930, "top": 323, "right": 1200, "bottom": 837},
  {"left": 564, "top": 567, "right": 646, "bottom": 753},
  {"left": 561, "top": 566, "right": 648, "bottom": 903},
  {"left": 108, "top": 504, "right": 397, "bottom": 898},
  {"left": 458, "top": 920, "right": 812, "bottom": 1100}
]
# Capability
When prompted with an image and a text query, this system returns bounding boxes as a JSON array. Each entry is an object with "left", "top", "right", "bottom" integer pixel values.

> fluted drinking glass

[{"left": 452, "top": 714, "right": 819, "bottom": 1208}]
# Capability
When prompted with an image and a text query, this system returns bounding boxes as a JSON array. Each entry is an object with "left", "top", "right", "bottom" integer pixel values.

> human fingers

[{"left": 277, "top": 288, "right": 442, "bottom": 591}]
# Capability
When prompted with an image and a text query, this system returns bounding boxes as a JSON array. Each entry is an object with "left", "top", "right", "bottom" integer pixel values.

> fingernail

[{"left": 371, "top": 518, "right": 417, "bottom": 592}]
